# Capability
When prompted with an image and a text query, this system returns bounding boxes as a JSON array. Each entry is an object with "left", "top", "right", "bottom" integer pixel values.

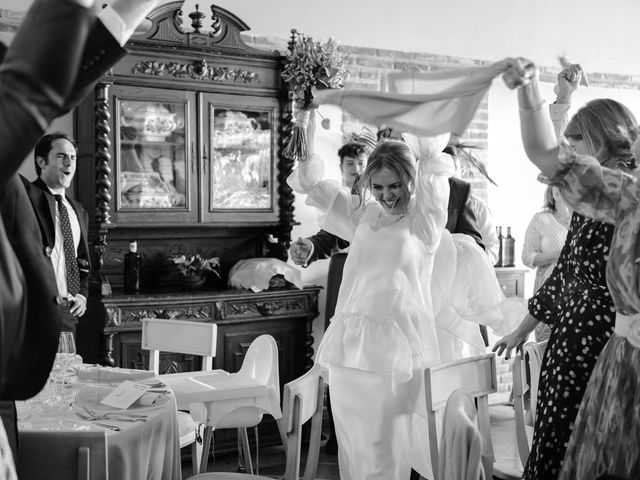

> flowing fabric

[{"left": 313, "top": 61, "right": 508, "bottom": 137}]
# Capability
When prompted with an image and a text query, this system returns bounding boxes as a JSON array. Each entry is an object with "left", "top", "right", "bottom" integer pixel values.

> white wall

[
  {"left": 3, "top": 0, "right": 640, "bottom": 76},
  {"left": 489, "top": 80, "right": 640, "bottom": 296}
]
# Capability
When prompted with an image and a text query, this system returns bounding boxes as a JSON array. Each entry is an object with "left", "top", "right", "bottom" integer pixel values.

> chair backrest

[
  {"left": 324, "top": 252, "right": 347, "bottom": 330},
  {"left": 141, "top": 318, "right": 217, "bottom": 373},
  {"left": 424, "top": 353, "right": 497, "bottom": 480},
  {"left": 17, "top": 430, "right": 107, "bottom": 480},
  {"left": 280, "top": 364, "right": 325, "bottom": 480},
  {"left": 438, "top": 389, "right": 486, "bottom": 480},
  {"left": 512, "top": 342, "right": 543, "bottom": 466},
  {"left": 0, "top": 419, "right": 16, "bottom": 480},
  {"left": 209, "top": 334, "right": 281, "bottom": 430},
  {"left": 237, "top": 334, "right": 279, "bottom": 388}
]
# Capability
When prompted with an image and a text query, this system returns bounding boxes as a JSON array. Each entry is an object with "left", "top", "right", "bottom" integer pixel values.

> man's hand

[
  {"left": 289, "top": 237, "right": 312, "bottom": 266},
  {"left": 70, "top": 294, "right": 87, "bottom": 317}
]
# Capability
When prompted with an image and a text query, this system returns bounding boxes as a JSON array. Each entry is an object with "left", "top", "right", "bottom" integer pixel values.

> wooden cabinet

[
  {"left": 73, "top": 1, "right": 295, "bottom": 297},
  {"left": 494, "top": 267, "right": 528, "bottom": 297}
]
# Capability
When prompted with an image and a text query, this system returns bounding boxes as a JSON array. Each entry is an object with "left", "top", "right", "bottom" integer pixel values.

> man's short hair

[{"left": 338, "top": 142, "right": 367, "bottom": 164}]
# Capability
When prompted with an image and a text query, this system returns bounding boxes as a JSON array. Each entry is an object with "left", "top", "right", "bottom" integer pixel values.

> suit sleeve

[
  {"left": 64, "top": 19, "right": 127, "bottom": 110},
  {"left": 0, "top": 0, "right": 93, "bottom": 187},
  {"left": 454, "top": 183, "right": 485, "bottom": 251},
  {"left": 77, "top": 207, "right": 91, "bottom": 299},
  {"left": 307, "top": 229, "right": 350, "bottom": 264}
]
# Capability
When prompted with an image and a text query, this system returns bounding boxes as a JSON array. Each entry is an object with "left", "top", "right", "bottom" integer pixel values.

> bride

[{"left": 289, "top": 125, "right": 522, "bottom": 479}]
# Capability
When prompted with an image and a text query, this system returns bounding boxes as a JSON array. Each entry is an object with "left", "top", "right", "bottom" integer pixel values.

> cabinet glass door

[
  {"left": 112, "top": 86, "right": 198, "bottom": 224},
  {"left": 202, "top": 94, "right": 280, "bottom": 224}
]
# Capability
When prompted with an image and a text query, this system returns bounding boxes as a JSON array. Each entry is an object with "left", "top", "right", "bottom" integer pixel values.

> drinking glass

[{"left": 60, "top": 332, "right": 77, "bottom": 368}]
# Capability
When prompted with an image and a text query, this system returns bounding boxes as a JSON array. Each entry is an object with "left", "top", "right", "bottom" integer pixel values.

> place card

[{"left": 99, "top": 381, "right": 150, "bottom": 409}]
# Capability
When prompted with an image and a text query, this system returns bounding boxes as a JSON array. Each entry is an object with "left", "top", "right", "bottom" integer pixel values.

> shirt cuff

[
  {"left": 302, "top": 243, "right": 315, "bottom": 268},
  {"left": 98, "top": 6, "right": 129, "bottom": 47}
]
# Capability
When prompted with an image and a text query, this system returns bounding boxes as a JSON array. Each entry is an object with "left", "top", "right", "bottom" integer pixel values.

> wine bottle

[
  {"left": 495, "top": 226, "right": 504, "bottom": 267},
  {"left": 503, "top": 227, "right": 515, "bottom": 267},
  {"left": 124, "top": 240, "right": 142, "bottom": 293}
]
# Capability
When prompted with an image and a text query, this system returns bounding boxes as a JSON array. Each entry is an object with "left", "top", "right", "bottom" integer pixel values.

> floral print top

[{"left": 543, "top": 151, "right": 640, "bottom": 315}]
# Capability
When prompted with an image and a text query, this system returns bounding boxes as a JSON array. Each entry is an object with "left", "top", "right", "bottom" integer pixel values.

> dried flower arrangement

[
  {"left": 281, "top": 29, "right": 350, "bottom": 161},
  {"left": 169, "top": 254, "right": 221, "bottom": 279}
]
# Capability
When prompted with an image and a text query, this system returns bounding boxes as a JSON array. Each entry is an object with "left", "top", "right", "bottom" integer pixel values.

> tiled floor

[{"left": 181, "top": 435, "right": 340, "bottom": 479}]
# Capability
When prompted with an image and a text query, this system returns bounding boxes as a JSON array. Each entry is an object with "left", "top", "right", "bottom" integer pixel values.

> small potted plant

[{"left": 169, "top": 254, "right": 221, "bottom": 290}]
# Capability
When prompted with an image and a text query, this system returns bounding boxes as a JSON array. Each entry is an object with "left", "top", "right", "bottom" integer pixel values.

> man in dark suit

[
  {"left": 30, "top": 133, "right": 92, "bottom": 334},
  {"left": 0, "top": 0, "right": 160, "bottom": 460}
]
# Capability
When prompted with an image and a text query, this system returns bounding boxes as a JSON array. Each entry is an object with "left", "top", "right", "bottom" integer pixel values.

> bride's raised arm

[
  {"left": 403, "top": 133, "right": 454, "bottom": 252},
  {"left": 286, "top": 111, "right": 360, "bottom": 242}
]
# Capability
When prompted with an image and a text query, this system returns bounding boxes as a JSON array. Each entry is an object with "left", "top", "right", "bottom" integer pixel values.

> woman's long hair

[
  {"left": 353, "top": 140, "right": 416, "bottom": 217},
  {"left": 564, "top": 98, "right": 638, "bottom": 170}
]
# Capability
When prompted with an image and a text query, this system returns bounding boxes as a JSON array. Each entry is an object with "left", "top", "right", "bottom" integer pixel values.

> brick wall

[{"left": 247, "top": 33, "right": 640, "bottom": 205}]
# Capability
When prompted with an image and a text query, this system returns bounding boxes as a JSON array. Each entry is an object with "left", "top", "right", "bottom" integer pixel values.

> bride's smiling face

[{"left": 371, "top": 167, "right": 409, "bottom": 215}]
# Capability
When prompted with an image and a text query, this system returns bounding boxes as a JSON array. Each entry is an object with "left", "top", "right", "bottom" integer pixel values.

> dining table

[{"left": 16, "top": 365, "right": 182, "bottom": 480}]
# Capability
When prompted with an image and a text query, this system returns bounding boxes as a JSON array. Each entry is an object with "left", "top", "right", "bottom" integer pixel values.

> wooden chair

[
  {"left": 423, "top": 353, "right": 529, "bottom": 480},
  {"left": 0, "top": 419, "right": 17, "bottom": 480},
  {"left": 185, "top": 363, "right": 326, "bottom": 480},
  {"left": 424, "top": 353, "right": 497, "bottom": 480},
  {"left": 141, "top": 318, "right": 217, "bottom": 475},
  {"left": 17, "top": 431, "right": 107, "bottom": 480},
  {"left": 512, "top": 342, "right": 541, "bottom": 466},
  {"left": 488, "top": 342, "right": 545, "bottom": 479}
]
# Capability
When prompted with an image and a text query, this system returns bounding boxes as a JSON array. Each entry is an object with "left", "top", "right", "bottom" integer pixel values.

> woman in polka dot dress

[{"left": 493, "top": 61, "right": 637, "bottom": 478}]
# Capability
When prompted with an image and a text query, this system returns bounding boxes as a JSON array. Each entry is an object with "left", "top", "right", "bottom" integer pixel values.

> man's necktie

[{"left": 54, "top": 194, "right": 80, "bottom": 297}]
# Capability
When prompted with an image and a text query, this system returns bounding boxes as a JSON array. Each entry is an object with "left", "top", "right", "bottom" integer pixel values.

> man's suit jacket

[
  {"left": 307, "top": 176, "right": 485, "bottom": 263},
  {"left": 30, "top": 178, "right": 91, "bottom": 300},
  {"left": 0, "top": 0, "right": 126, "bottom": 401}
]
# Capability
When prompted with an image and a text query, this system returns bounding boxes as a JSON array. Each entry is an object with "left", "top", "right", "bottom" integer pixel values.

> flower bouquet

[
  {"left": 169, "top": 254, "right": 221, "bottom": 290},
  {"left": 281, "top": 29, "right": 350, "bottom": 161}
]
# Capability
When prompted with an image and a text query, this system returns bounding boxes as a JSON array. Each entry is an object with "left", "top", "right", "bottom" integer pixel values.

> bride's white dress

[{"left": 289, "top": 147, "right": 523, "bottom": 480}]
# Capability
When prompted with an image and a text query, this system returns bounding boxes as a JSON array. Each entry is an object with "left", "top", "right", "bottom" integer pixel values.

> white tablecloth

[{"left": 16, "top": 371, "right": 181, "bottom": 480}]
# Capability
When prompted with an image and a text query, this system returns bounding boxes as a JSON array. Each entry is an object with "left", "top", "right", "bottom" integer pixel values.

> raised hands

[
  {"left": 500, "top": 57, "right": 537, "bottom": 90},
  {"left": 555, "top": 64, "right": 584, "bottom": 103}
]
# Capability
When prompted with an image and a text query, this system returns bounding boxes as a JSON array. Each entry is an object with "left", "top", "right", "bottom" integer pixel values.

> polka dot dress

[{"left": 524, "top": 212, "right": 615, "bottom": 480}]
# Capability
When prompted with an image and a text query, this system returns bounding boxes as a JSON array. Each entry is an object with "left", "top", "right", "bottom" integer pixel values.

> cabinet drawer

[
  {"left": 494, "top": 268, "right": 527, "bottom": 298},
  {"left": 106, "top": 304, "right": 213, "bottom": 328},
  {"left": 499, "top": 277, "right": 519, "bottom": 297},
  {"left": 220, "top": 296, "right": 310, "bottom": 319}
]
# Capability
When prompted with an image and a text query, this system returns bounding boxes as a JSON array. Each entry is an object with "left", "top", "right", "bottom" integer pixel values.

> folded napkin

[
  {"left": 76, "top": 384, "right": 165, "bottom": 409},
  {"left": 77, "top": 366, "right": 156, "bottom": 383}
]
